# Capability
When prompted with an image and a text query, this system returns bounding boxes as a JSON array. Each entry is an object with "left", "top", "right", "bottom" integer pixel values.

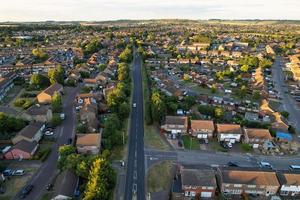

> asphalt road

[
  {"left": 124, "top": 52, "right": 145, "bottom": 200},
  {"left": 272, "top": 56, "right": 300, "bottom": 134},
  {"left": 145, "top": 148, "right": 300, "bottom": 171},
  {"left": 15, "top": 86, "right": 79, "bottom": 200}
]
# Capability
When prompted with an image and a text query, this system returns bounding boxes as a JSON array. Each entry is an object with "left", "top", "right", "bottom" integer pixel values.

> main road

[
  {"left": 15, "top": 86, "right": 79, "bottom": 200},
  {"left": 124, "top": 51, "right": 146, "bottom": 200}
]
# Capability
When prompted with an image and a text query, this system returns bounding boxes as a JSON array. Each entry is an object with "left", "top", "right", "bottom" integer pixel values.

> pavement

[
  {"left": 272, "top": 56, "right": 300, "bottom": 134},
  {"left": 124, "top": 52, "right": 146, "bottom": 200},
  {"left": 14, "top": 86, "right": 79, "bottom": 200}
]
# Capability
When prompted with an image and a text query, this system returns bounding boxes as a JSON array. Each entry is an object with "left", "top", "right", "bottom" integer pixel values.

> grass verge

[
  {"left": 182, "top": 135, "right": 200, "bottom": 150},
  {"left": 144, "top": 124, "right": 170, "bottom": 150},
  {"left": 147, "top": 161, "right": 174, "bottom": 193}
]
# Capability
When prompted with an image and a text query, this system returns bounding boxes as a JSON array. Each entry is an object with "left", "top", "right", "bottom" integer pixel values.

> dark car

[
  {"left": 220, "top": 141, "right": 229, "bottom": 149},
  {"left": 67, "top": 138, "right": 73, "bottom": 145},
  {"left": 20, "top": 185, "right": 33, "bottom": 198},
  {"left": 227, "top": 161, "right": 239, "bottom": 167},
  {"left": 46, "top": 183, "right": 53, "bottom": 191}
]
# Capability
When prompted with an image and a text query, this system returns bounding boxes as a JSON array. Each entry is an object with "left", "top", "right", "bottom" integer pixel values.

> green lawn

[
  {"left": 144, "top": 124, "right": 170, "bottom": 150},
  {"left": 182, "top": 135, "right": 200, "bottom": 150},
  {"left": 147, "top": 161, "right": 174, "bottom": 193},
  {"left": 210, "top": 141, "right": 228, "bottom": 152}
]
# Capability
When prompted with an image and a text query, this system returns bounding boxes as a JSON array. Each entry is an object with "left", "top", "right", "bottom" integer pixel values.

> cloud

[{"left": 0, "top": 0, "right": 299, "bottom": 21}]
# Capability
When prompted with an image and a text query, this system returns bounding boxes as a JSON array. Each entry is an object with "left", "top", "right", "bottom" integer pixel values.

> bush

[
  {"left": 240, "top": 143, "right": 252, "bottom": 152},
  {"left": 14, "top": 98, "right": 34, "bottom": 109},
  {"left": 33, "top": 147, "right": 51, "bottom": 161},
  {"left": 280, "top": 111, "right": 289, "bottom": 119},
  {"left": 20, "top": 92, "right": 36, "bottom": 98},
  {"left": 51, "top": 114, "right": 62, "bottom": 127}
]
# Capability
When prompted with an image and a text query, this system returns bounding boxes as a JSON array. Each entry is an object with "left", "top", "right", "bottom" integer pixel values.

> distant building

[{"left": 161, "top": 116, "right": 188, "bottom": 139}]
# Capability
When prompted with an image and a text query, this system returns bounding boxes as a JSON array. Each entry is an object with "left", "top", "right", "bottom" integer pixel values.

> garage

[{"left": 201, "top": 192, "right": 212, "bottom": 198}]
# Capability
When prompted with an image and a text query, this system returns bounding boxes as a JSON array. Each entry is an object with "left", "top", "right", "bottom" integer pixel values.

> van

[{"left": 289, "top": 165, "right": 300, "bottom": 171}]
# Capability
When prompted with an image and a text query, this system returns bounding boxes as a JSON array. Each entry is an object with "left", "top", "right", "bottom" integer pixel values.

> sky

[{"left": 0, "top": 0, "right": 299, "bottom": 22}]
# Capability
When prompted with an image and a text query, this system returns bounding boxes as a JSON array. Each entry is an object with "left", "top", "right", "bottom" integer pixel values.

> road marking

[{"left": 133, "top": 171, "right": 137, "bottom": 179}]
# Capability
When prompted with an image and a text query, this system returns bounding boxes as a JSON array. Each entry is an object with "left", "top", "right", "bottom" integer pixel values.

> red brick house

[
  {"left": 4, "top": 140, "right": 38, "bottom": 160},
  {"left": 172, "top": 166, "right": 217, "bottom": 199}
]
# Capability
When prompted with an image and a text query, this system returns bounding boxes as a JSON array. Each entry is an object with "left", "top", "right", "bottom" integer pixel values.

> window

[
  {"left": 234, "top": 184, "right": 242, "bottom": 188},
  {"left": 280, "top": 191, "right": 289, "bottom": 196},
  {"left": 191, "top": 191, "right": 196, "bottom": 197}
]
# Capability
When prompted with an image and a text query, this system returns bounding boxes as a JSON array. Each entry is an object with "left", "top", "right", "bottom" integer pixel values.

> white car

[
  {"left": 133, "top": 103, "right": 136, "bottom": 108},
  {"left": 259, "top": 161, "right": 273, "bottom": 169},
  {"left": 44, "top": 130, "right": 54, "bottom": 136},
  {"left": 12, "top": 169, "right": 25, "bottom": 176}
]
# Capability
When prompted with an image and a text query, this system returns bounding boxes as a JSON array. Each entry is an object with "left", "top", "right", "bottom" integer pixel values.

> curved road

[{"left": 15, "top": 86, "right": 79, "bottom": 200}]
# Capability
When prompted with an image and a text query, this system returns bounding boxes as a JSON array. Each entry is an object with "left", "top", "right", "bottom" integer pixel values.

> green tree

[
  {"left": 30, "top": 74, "right": 50, "bottom": 89},
  {"left": 215, "top": 107, "right": 224, "bottom": 119},
  {"left": 240, "top": 64, "right": 249, "bottom": 73},
  {"left": 48, "top": 65, "right": 64, "bottom": 84},
  {"left": 83, "top": 158, "right": 115, "bottom": 200},
  {"left": 57, "top": 145, "right": 76, "bottom": 170},
  {"left": 52, "top": 91, "right": 62, "bottom": 113},
  {"left": 253, "top": 90, "right": 261, "bottom": 100}
]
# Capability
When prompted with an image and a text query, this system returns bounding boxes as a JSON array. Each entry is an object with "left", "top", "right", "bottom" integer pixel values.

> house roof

[
  {"left": 12, "top": 140, "right": 38, "bottom": 153},
  {"left": 220, "top": 169, "right": 280, "bottom": 186},
  {"left": 41, "top": 83, "right": 63, "bottom": 96},
  {"left": 244, "top": 128, "right": 272, "bottom": 140},
  {"left": 191, "top": 120, "right": 214, "bottom": 131},
  {"left": 76, "top": 133, "right": 101, "bottom": 146},
  {"left": 165, "top": 116, "right": 188, "bottom": 126},
  {"left": 18, "top": 122, "right": 44, "bottom": 139},
  {"left": 53, "top": 170, "right": 78, "bottom": 199},
  {"left": 277, "top": 172, "right": 300, "bottom": 186},
  {"left": 217, "top": 124, "right": 241, "bottom": 134},
  {"left": 181, "top": 168, "right": 216, "bottom": 187}
]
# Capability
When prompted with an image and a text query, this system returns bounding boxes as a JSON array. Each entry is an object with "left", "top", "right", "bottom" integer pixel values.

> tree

[
  {"left": 118, "top": 102, "right": 130, "bottom": 118},
  {"left": 57, "top": 145, "right": 76, "bottom": 170},
  {"left": 52, "top": 92, "right": 62, "bottom": 113},
  {"left": 211, "top": 84, "right": 217, "bottom": 93},
  {"left": 48, "top": 65, "right": 64, "bottom": 84},
  {"left": 83, "top": 158, "right": 115, "bottom": 200},
  {"left": 151, "top": 91, "right": 165, "bottom": 122},
  {"left": 238, "top": 85, "right": 247, "bottom": 98},
  {"left": 253, "top": 90, "right": 261, "bottom": 100},
  {"left": 183, "top": 74, "right": 190, "bottom": 81},
  {"left": 51, "top": 113, "right": 62, "bottom": 127},
  {"left": 215, "top": 107, "right": 224, "bottom": 119},
  {"left": 280, "top": 111, "right": 289, "bottom": 119},
  {"left": 30, "top": 74, "right": 50, "bottom": 89},
  {"left": 32, "top": 48, "right": 48, "bottom": 62},
  {"left": 119, "top": 45, "right": 133, "bottom": 63},
  {"left": 240, "top": 64, "right": 249, "bottom": 73}
]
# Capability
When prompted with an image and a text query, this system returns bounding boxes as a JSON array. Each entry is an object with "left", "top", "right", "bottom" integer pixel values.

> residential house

[
  {"left": 217, "top": 168, "right": 280, "bottom": 197},
  {"left": 83, "top": 78, "right": 100, "bottom": 89},
  {"left": 22, "top": 105, "right": 52, "bottom": 122},
  {"left": 277, "top": 171, "right": 300, "bottom": 197},
  {"left": 190, "top": 120, "right": 215, "bottom": 141},
  {"left": 79, "top": 98, "right": 99, "bottom": 132},
  {"left": 76, "top": 133, "right": 101, "bottom": 154},
  {"left": 12, "top": 122, "right": 45, "bottom": 145},
  {"left": 0, "top": 72, "right": 17, "bottom": 101},
  {"left": 161, "top": 116, "right": 188, "bottom": 139},
  {"left": 243, "top": 128, "right": 273, "bottom": 148},
  {"left": 52, "top": 170, "right": 78, "bottom": 200},
  {"left": 37, "top": 83, "right": 63, "bottom": 104},
  {"left": 176, "top": 167, "right": 217, "bottom": 199},
  {"left": 4, "top": 140, "right": 38, "bottom": 160},
  {"left": 216, "top": 124, "right": 242, "bottom": 143}
]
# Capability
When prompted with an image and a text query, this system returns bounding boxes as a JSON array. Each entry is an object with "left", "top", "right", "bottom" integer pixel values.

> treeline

[
  {"left": 0, "top": 112, "right": 28, "bottom": 140},
  {"left": 102, "top": 45, "right": 133, "bottom": 150},
  {"left": 58, "top": 146, "right": 115, "bottom": 200}
]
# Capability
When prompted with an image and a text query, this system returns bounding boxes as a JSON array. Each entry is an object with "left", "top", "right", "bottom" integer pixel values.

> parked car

[
  {"left": 259, "top": 161, "right": 273, "bottom": 169},
  {"left": 2, "top": 169, "right": 13, "bottom": 176},
  {"left": 289, "top": 165, "right": 300, "bottom": 171},
  {"left": 220, "top": 142, "right": 229, "bottom": 149},
  {"left": 227, "top": 161, "right": 239, "bottom": 167},
  {"left": 44, "top": 130, "right": 54, "bottom": 136},
  {"left": 12, "top": 169, "right": 25, "bottom": 176},
  {"left": 20, "top": 184, "right": 33, "bottom": 199},
  {"left": 60, "top": 113, "right": 66, "bottom": 120}
]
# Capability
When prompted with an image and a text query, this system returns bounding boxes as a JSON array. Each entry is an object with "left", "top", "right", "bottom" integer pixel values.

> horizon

[{"left": 0, "top": 0, "right": 300, "bottom": 22}]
